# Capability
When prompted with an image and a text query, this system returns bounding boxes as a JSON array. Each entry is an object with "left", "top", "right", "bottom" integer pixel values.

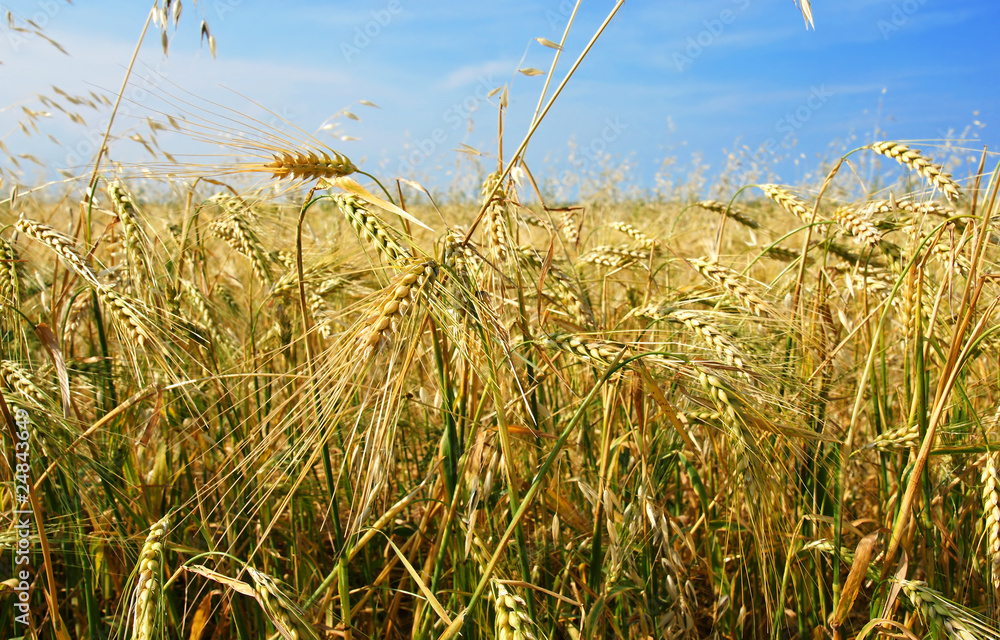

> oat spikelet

[
  {"left": 609, "top": 221, "right": 655, "bottom": 248},
  {"left": 15, "top": 216, "right": 100, "bottom": 286},
  {"left": 245, "top": 566, "right": 319, "bottom": 640},
  {"left": 870, "top": 141, "right": 962, "bottom": 202},
  {"left": 131, "top": 515, "right": 169, "bottom": 640},
  {"left": 696, "top": 200, "right": 761, "bottom": 229},
  {"left": 359, "top": 260, "right": 437, "bottom": 359},
  {"left": 760, "top": 184, "right": 811, "bottom": 222},
  {"left": 335, "top": 194, "right": 412, "bottom": 264},
  {"left": 983, "top": 453, "right": 1000, "bottom": 590},
  {"left": 690, "top": 257, "right": 772, "bottom": 317},
  {"left": 493, "top": 582, "right": 538, "bottom": 640},
  {"left": 833, "top": 205, "right": 882, "bottom": 248}
]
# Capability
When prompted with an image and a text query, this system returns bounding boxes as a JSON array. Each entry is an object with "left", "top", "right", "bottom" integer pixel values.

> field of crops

[{"left": 2, "top": 2, "right": 1000, "bottom": 640}]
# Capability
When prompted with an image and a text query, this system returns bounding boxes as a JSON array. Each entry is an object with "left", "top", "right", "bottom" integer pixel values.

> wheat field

[{"left": 1, "top": 2, "right": 1000, "bottom": 640}]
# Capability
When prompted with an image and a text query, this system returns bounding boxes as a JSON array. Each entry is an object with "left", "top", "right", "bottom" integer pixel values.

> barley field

[{"left": 1, "top": 2, "right": 1000, "bottom": 640}]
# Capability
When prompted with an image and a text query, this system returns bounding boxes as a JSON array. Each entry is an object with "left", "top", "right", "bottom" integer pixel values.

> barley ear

[
  {"left": 131, "top": 515, "right": 169, "bottom": 640},
  {"left": 870, "top": 141, "right": 962, "bottom": 202},
  {"left": 983, "top": 453, "right": 1000, "bottom": 590}
]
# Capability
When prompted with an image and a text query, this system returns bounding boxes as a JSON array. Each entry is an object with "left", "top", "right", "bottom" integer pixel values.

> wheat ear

[
  {"left": 245, "top": 566, "right": 319, "bottom": 640},
  {"left": 609, "top": 221, "right": 655, "bottom": 248},
  {"left": 0, "top": 238, "right": 21, "bottom": 305},
  {"left": 336, "top": 194, "right": 413, "bottom": 264},
  {"left": 696, "top": 200, "right": 761, "bottom": 229},
  {"left": 15, "top": 216, "right": 100, "bottom": 286},
  {"left": 262, "top": 148, "right": 356, "bottom": 181},
  {"left": 870, "top": 141, "right": 962, "bottom": 202},
  {"left": 359, "top": 260, "right": 437, "bottom": 359},
  {"left": 493, "top": 582, "right": 538, "bottom": 640},
  {"left": 759, "top": 184, "right": 811, "bottom": 222},
  {"left": 983, "top": 453, "right": 1000, "bottom": 590},
  {"left": 833, "top": 205, "right": 882, "bottom": 248},
  {"left": 690, "top": 257, "right": 772, "bottom": 317},
  {"left": 131, "top": 515, "right": 169, "bottom": 640}
]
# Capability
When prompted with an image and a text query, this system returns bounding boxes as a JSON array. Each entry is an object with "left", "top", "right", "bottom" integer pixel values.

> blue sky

[{"left": 0, "top": 0, "right": 996, "bottom": 197}]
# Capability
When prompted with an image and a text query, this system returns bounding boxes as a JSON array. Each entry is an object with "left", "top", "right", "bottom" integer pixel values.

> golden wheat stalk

[
  {"left": 696, "top": 199, "right": 761, "bottom": 229},
  {"left": 609, "top": 221, "right": 655, "bottom": 248},
  {"left": 336, "top": 194, "right": 413, "bottom": 265},
  {"left": 983, "top": 453, "right": 1000, "bottom": 590},
  {"left": 493, "top": 582, "right": 538, "bottom": 640},
  {"left": 833, "top": 205, "right": 882, "bottom": 248},
  {"left": 759, "top": 184, "right": 811, "bottom": 222},
  {"left": 690, "top": 257, "right": 772, "bottom": 317},
  {"left": 0, "top": 360, "right": 50, "bottom": 407},
  {"left": 15, "top": 216, "right": 101, "bottom": 286},
  {"left": 245, "top": 566, "right": 319, "bottom": 640},
  {"left": 580, "top": 244, "right": 649, "bottom": 268},
  {"left": 131, "top": 515, "right": 170, "bottom": 640},
  {"left": 869, "top": 141, "right": 962, "bottom": 202},
  {"left": 0, "top": 238, "right": 21, "bottom": 306},
  {"left": 358, "top": 259, "right": 437, "bottom": 359}
]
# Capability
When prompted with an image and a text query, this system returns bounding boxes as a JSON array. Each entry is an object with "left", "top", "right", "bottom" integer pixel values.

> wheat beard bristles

[
  {"left": 898, "top": 580, "right": 979, "bottom": 640},
  {"left": 263, "top": 148, "right": 356, "bottom": 181},
  {"left": 870, "top": 141, "right": 962, "bottom": 202},
  {"left": 132, "top": 515, "right": 170, "bottom": 640}
]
